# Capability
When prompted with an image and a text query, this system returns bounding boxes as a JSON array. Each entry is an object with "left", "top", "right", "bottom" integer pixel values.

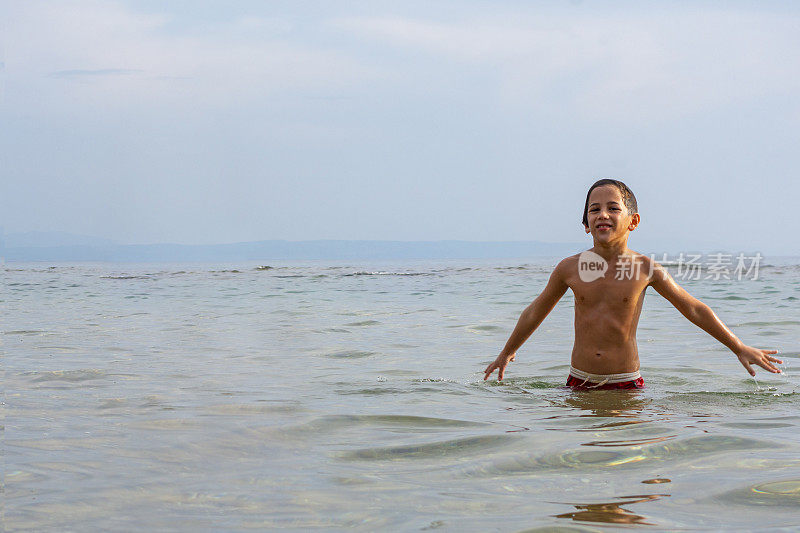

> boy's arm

[
  {"left": 649, "top": 265, "right": 782, "bottom": 376},
  {"left": 484, "top": 262, "right": 569, "bottom": 381}
]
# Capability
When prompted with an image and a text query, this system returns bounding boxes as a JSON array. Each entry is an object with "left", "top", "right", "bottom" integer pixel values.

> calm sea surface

[{"left": 4, "top": 258, "right": 800, "bottom": 531}]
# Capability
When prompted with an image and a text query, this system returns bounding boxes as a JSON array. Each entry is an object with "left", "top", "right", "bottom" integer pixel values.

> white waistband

[{"left": 569, "top": 365, "right": 641, "bottom": 386}]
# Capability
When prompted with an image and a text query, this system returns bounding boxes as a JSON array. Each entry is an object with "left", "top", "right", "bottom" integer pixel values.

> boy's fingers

[
  {"left": 484, "top": 360, "right": 501, "bottom": 380},
  {"left": 498, "top": 364, "right": 506, "bottom": 381},
  {"left": 765, "top": 355, "right": 783, "bottom": 364},
  {"left": 758, "top": 353, "right": 782, "bottom": 372},
  {"left": 763, "top": 350, "right": 778, "bottom": 354},
  {"left": 759, "top": 360, "right": 781, "bottom": 373},
  {"left": 741, "top": 360, "right": 755, "bottom": 376}
]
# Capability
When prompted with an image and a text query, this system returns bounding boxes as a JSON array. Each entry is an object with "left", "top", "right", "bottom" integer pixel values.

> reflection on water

[
  {"left": 553, "top": 494, "right": 669, "bottom": 526},
  {"left": 550, "top": 390, "right": 652, "bottom": 419},
  {"left": 582, "top": 434, "right": 677, "bottom": 447},
  {"left": 715, "top": 479, "right": 800, "bottom": 507}
]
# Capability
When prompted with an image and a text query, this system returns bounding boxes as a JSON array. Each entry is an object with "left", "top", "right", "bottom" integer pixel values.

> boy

[{"left": 483, "top": 179, "right": 782, "bottom": 389}]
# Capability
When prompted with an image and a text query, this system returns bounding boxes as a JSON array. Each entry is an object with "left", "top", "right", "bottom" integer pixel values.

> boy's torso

[{"left": 561, "top": 252, "right": 654, "bottom": 374}]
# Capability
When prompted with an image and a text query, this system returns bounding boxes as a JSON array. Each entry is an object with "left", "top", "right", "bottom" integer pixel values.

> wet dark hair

[{"left": 582, "top": 179, "right": 638, "bottom": 227}]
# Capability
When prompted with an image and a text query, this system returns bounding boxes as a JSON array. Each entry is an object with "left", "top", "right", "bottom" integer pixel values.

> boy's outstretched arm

[
  {"left": 649, "top": 265, "right": 782, "bottom": 376},
  {"left": 484, "top": 262, "right": 568, "bottom": 381}
]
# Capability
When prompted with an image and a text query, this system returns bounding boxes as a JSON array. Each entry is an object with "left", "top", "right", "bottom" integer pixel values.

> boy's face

[{"left": 584, "top": 185, "right": 639, "bottom": 243}]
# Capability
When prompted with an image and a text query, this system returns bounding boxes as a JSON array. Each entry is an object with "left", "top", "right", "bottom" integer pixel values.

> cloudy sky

[{"left": 3, "top": 0, "right": 799, "bottom": 253}]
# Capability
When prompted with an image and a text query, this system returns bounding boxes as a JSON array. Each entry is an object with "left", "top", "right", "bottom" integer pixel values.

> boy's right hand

[{"left": 484, "top": 353, "right": 516, "bottom": 381}]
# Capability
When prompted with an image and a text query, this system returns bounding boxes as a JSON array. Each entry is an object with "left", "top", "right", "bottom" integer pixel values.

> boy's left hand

[{"left": 735, "top": 346, "right": 783, "bottom": 376}]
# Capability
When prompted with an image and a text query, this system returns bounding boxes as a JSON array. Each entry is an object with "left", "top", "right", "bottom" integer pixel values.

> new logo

[{"left": 578, "top": 250, "right": 608, "bottom": 282}]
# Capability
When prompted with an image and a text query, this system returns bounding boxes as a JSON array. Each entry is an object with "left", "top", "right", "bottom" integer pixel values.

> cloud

[
  {"left": 48, "top": 68, "right": 143, "bottom": 78},
  {"left": 6, "top": 0, "right": 379, "bottom": 113},
  {"left": 334, "top": 9, "right": 800, "bottom": 119},
  {"left": 7, "top": 1, "right": 800, "bottom": 123}
]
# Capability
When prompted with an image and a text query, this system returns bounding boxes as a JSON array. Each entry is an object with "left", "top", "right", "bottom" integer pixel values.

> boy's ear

[
  {"left": 584, "top": 224, "right": 591, "bottom": 234},
  {"left": 628, "top": 213, "right": 641, "bottom": 231}
]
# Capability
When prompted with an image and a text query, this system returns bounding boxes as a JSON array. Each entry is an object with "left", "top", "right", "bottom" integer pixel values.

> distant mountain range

[
  {"left": 4, "top": 231, "right": 119, "bottom": 248},
  {"left": 2, "top": 232, "right": 586, "bottom": 262}
]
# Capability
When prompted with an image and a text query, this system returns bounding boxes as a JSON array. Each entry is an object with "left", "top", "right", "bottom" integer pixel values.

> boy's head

[{"left": 582, "top": 179, "right": 638, "bottom": 228}]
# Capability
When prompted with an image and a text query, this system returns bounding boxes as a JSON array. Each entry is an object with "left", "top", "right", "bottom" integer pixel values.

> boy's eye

[{"left": 589, "top": 208, "right": 599, "bottom": 212}]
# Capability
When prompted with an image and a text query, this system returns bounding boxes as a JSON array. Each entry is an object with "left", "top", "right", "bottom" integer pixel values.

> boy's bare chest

[{"left": 568, "top": 276, "right": 648, "bottom": 307}]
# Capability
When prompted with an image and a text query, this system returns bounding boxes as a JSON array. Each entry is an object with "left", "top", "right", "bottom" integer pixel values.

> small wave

[
  {"left": 468, "top": 325, "right": 503, "bottom": 332},
  {"left": 205, "top": 403, "right": 302, "bottom": 415},
  {"left": 720, "top": 421, "right": 794, "bottom": 429},
  {"left": 101, "top": 270, "right": 192, "bottom": 279},
  {"left": 320, "top": 327, "right": 351, "bottom": 333},
  {"left": 712, "top": 479, "right": 800, "bottom": 508},
  {"left": 339, "top": 434, "right": 516, "bottom": 461},
  {"left": 287, "top": 414, "right": 485, "bottom": 434},
  {"left": 343, "top": 271, "right": 432, "bottom": 277},
  {"left": 737, "top": 321, "right": 800, "bottom": 327},
  {"left": 255, "top": 265, "right": 273, "bottom": 270},
  {"left": 131, "top": 418, "right": 199, "bottom": 430},
  {"left": 26, "top": 369, "right": 107, "bottom": 383},
  {"left": 472, "top": 435, "right": 769, "bottom": 476},
  {"left": 98, "top": 398, "right": 128, "bottom": 409},
  {"left": 337, "top": 387, "right": 411, "bottom": 396},
  {"left": 344, "top": 320, "right": 380, "bottom": 327},
  {"left": 324, "top": 350, "right": 376, "bottom": 358}
]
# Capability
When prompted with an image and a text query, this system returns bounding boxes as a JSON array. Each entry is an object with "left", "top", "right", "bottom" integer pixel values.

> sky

[{"left": 2, "top": 0, "right": 800, "bottom": 254}]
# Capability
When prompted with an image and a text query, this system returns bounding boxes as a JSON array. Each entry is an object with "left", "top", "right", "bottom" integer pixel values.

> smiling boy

[{"left": 483, "top": 179, "right": 782, "bottom": 389}]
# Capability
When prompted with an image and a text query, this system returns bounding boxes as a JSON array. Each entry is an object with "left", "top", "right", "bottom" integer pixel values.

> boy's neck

[{"left": 591, "top": 240, "right": 630, "bottom": 262}]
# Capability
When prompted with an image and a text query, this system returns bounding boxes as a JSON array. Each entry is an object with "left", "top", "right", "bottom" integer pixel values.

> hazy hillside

[{"left": 2, "top": 234, "right": 585, "bottom": 262}]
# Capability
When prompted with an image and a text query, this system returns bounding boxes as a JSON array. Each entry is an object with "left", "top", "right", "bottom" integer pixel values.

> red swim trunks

[{"left": 566, "top": 374, "right": 645, "bottom": 390}]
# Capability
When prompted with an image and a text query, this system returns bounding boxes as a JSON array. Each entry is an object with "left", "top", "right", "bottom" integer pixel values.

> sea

[{"left": 4, "top": 257, "right": 800, "bottom": 531}]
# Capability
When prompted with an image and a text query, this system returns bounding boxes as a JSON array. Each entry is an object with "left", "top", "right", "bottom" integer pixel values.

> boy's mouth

[{"left": 596, "top": 223, "right": 613, "bottom": 231}]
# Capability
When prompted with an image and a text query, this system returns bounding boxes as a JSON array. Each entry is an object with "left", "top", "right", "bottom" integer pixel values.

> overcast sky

[{"left": 2, "top": 1, "right": 799, "bottom": 253}]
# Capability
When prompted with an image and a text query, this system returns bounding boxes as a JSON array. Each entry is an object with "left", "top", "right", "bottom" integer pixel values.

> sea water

[{"left": 4, "top": 258, "right": 800, "bottom": 531}]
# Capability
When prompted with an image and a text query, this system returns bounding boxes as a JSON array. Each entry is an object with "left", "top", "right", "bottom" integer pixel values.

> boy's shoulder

[
  {"left": 554, "top": 253, "right": 581, "bottom": 273},
  {"left": 626, "top": 249, "right": 669, "bottom": 284},
  {"left": 552, "top": 253, "right": 584, "bottom": 282}
]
